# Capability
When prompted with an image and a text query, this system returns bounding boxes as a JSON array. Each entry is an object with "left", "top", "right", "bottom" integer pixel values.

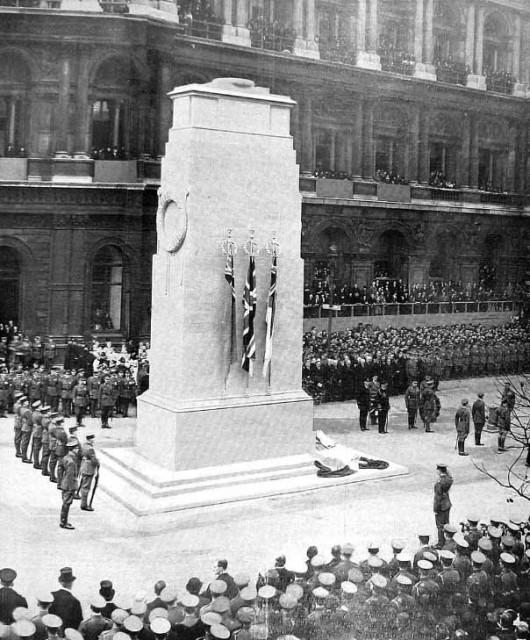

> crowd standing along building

[{"left": 0, "top": 0, "right": 530, "bottom": 346}]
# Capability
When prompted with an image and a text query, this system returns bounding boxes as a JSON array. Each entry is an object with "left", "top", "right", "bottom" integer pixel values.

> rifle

[{"left": 89, "top": 467, "right": 99, "bottom": 508}]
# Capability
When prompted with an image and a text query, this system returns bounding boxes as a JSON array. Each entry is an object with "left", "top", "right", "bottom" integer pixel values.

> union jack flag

[
  {"left": 262, "top": 256, "right": 277, "bottom": 378},
  {"left": 242, "top": 256, "right": 257, "bottom": 376}
]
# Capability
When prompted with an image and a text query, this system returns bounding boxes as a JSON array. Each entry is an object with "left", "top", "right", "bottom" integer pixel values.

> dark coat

[
  {"left": 49, "top": 588, "right": 83, "bottom": 630},
  {"left": 0, "top": 586, "right": 28, "bottom": 624},
  {"left": 433, "top": 472, "right": 453, "bottom": 513}
]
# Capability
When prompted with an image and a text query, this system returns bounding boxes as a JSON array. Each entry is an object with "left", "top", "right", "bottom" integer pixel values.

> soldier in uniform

[
  {"left": 49, "top": 416, "right": 67, "bottom": 484},
  {"left": 20, "top": 395, "right": 34, "bottom": 463},
  {"left": 464, "top": 515, "right": 482, "bottom": 551},
  {"left": 40, "top": 407, "right": 52, "bottom": 476},
  {"left": 496, "top": 552, "right": 519, "bottom": 608},
  {"left": 412, "top": 559, "right": 439, "bottom": 605},
  {"left": 72, "top": 374, "right": 89, "bottom": 427},
  {"left": 44, "top": 368, "right": 61, "bottom": 412},
  {"left": 0, "top": 366, "right": 10, "bottom": 417},
  {"left": 433, "top": 463, "right": 453, "bottom": 549},
  {"left": 31, "top": 401, "right": 44, "bottom": 469},
  {"left": 13, "top": 392, "right": 25, "bottom": 457},
  {"left": 471, "top": 393, "right": 486, "bottom": 447},
  {"left": 356, "top": 378, "right": 371, "bottom": 431},
  {"left": 455, "top": 398, "right": 471, "bottom": 457},
  {"left": 442, "top": 524, "right": 458, "bottom": 553},
  {"left": 376, "top": 381, "right": 390, "bottom": 434},
  {"left": 58, "top": 438, "right": 80, "bottom": 529},
  {"left": 78, "top": 596, "right": 112, "bottom": 640},
  {"left": 466, "top": 551, "right": 490, "bottom": 608},
  {"left": 119, "top": 371, "right": 136, "bottom": 418},
  {"left": 60, "top": 370, "right": 74, "bottom": 418},
  {"left": 99, "top": 374, "right": 115, "bottom": 429},
  {"left": 497, "top": 398, "right": 511, "bottom": 453},
  {"left": 404, "top": 380, "right": 420, "bottom": 429},
  {"left": 452, "top": 536, "right": 472, "bottom": 584},
  {"left": 87, "top": 370, "right": 101, "bottom": 418},
  {"left": 79, "top": 433, "right": 99, "bottom": 512}
]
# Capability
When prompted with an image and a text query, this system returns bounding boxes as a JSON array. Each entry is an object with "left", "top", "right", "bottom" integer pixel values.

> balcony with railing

[
  {"left": 378, "top": 47, "right": 416, "bottom": 76},
  {"left": 303, "top": 300, "right": 517, "bottom": 319},
  {"left": 484, "top": 68, "right": 516, "bottom": 95},
  {"left": 435, "top": 59, "right": 469, "bottom": 86},
  {"left": 249, "top": 17, "right": 296, "bottom": 53},
  {"left": 316, "top": 34, "right": 356, "bottom": 65}
]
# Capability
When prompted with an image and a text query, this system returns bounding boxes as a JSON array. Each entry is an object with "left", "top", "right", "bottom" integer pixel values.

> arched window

[
  {"left": 91, "top": 56, "right": 140, "bottom": 159},
  {"left": 433, "top": 1, "right": 465, "bottom": 64},
  {"left": 91, "top": 246, "right": 125, "bottom": 332},
  {"left": 0, "top": 52, "right": 31, "bottom": 156},
  {"left": 483, "top": 13, "right": 512, "bottom": 76},
  {"left": 0, "top": 246, "right": 21, "bottom": 325},
  {"left": 374, "top": 104, "right": 408, "bottom": 179}
]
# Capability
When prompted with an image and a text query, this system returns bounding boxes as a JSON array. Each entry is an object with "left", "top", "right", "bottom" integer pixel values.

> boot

[
  {"left": 458, "top": 440, "right": 469, "bottom": 456},
  {"left": 498, "top": 435, "right": 506, "bottom": 452}
]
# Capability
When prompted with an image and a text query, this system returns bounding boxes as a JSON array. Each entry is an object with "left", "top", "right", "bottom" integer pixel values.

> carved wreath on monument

[{"left": 156, "top": 187, "right": 189, "bottom": 253}]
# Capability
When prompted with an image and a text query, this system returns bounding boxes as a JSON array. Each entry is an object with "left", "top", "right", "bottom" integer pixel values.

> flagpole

[
  {"left": 221, "top": 229, "right": 237, "bottom": 399},
  {"left": 264, "top": 233, "right": 279, "bottom": 396},
  {"left": 242, "top": 230, "right": 259, "bottom": 392}
]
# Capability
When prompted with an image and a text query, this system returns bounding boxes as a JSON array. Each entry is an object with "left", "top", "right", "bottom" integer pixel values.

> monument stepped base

[{"left": 98, "top": 446, "right": 408, "bottom": 531}]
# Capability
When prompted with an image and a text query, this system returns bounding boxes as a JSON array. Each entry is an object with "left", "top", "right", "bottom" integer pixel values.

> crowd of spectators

[
  {"left": 434, "top": 58, "right": 470, "bottom": 85},
  {"left": 312, "top": 167, "right": 351, "bottom": 180},
  {"left": 249, "top": 15, "right": 296, "bottom": 51},
  {"left": 484, "top": 67, "right": 517, "bottom": 95},
  {"left": 304, "top": 280, "right": 509, "bottom": 308},
  {"left": 377, "top": 39, "right": 416, "bottom": 75},
  {"left": 429, "top": 171, "right": 457, "bottom": 189},
  {"left": 178, "top": 1, "right": 222, "bottom": 35},
  {"left": 91, "top": 147, "right": 128, "bottom": 161},
  {"left": 478, "top": 180, "right": 509, "bottom": 195},
  {"left": 302, "top": 319, "right": 530, "bottom": 403},
  {"left": 5, "top": 518, "right": 530, "bottom": 640},
  {"left": 317, "top": 34, "right": 356, "bottom": 65},
  {"left": 376, "top": 169, "right": 409, "bottom": 185}
]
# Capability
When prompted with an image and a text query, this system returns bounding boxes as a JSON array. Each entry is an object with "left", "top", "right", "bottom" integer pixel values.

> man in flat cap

[
  {"left": 58, "top": 439, "right": 80, "bottom": 530},
  {"left": 433, "top": 463, "right": 453, "bottom": 549},
  {"left": 0, "top": 568, "right": 27, "bottom": 624},
  {"left": 49, "top": 568, "right": 82, "bottom": 630}
]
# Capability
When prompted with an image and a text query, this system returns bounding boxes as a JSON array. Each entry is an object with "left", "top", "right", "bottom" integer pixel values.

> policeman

[
  {"left": 79, "top": 434, "right": 99, "bottom": 512},
  {"left": 58, "top": 438, "right": 80, "bottom": 530}
]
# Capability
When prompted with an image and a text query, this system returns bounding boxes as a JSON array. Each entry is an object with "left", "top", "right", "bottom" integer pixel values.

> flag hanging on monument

[
  {"left": 224, "top": 252, "right": 237, "bottom": 370},
  {"left": 242, "top": 255, "right": 257, "bottom": 376},
  {"left": 262, "top": 255, "right": 277, "bottom": 378}
]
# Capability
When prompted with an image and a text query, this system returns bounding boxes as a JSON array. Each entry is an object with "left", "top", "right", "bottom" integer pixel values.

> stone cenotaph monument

[{"left": 101, "top": 78, "right": 315, "bottom": 517}]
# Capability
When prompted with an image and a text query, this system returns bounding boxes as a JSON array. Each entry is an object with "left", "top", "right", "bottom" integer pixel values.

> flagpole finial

[
  {"left": 244, "top": 229, "right": 260, "bottom": 257},
  {"left": 266, "top": 231, "right": 280, "bottom": 257},
  {"left": 221, "top": 228, "right": 237, "bottom": 256}
]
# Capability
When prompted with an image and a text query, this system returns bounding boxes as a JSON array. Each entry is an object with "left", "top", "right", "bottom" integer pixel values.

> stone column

[
  {"left": 409, "top": 105, "right": 420, "bottom": 183},
  {"left": 516, "top": 124, "right": 528, "bottom": 193},
  {"left": 357, "top": 0, "right": 380, "bottom": 70},
  {"left": 418, "top": 107, "right": 430, "bottom": 184},
  {"left": 362, "top": 98, "right": 375, "bottom": 179},
  {"left": 7, "top": 98, "right": 16, "bottom": 147},
  {"left": 413, "top": 0, "right": 424, "bottom": 63},
  {"left": 294, "top": 0, "right": 320, "bottom": 59},
  {"left": 464, "top": 4, "right": 475, "bottom": 70},
  {"left": 414, "top": 0, "right": 436, "bottom": 80},
  {"left": 300, "top": 94, "right": 313, "bottom": 175},
  {"left": 55, "top": 53, "right": 71, "bottom": 155},
  {"left": 74, "top": 49, "right": 92, "bottom": 158},
  {"left": 222, "top": 0, "right": 250, "bottom": 46},
  {"left": 469, "top": 115, "right": 480, "bottom": 189},
  {"left": 506, "top": 124, "right": 517, "bottom": 192},
  {"left": 467, "top": 3, "right": 486, "bottom": 90},
  {"left": 156, "top": 60, "right": 173, "bottom": 158},
  {"left": 512, "top": 14, "right": 527, "bottom": 96},
  {"left": 329, "top": 129, "right": 336, "bottom": 172},
  {"left": 458, "top": 114, "right": 470, "bottom": 188},
  {"left": 356, "top": 0, "right": 366, "bottom": 52},
  {"left": 351, "top": 100, "right": 363, "bottom": 178}
]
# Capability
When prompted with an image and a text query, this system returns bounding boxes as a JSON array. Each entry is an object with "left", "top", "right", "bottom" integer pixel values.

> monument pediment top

[{"left": 168, "top": 77, "right": 296, "bottom": 107}]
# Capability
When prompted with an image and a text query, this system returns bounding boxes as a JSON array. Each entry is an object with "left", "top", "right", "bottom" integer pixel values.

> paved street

[{"left": 1, "top": 375, "right": 528, "bottom": 611}]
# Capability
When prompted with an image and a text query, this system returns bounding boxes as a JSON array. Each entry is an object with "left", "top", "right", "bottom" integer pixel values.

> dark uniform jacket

[
  {"left": 50, "top": 588, "right": 83, "bottom": 630},
  {"left": 59, "top": 452, "right": 78, "bottom": 491},
  {"left": 472, "top": 398, "right": 486, "bottom": 425},
  {"left": 433, "top": 472, "right": 453, "bottom": 513},
  {"left": 0, "top": 586, "right": 28, "bottom": 624}
]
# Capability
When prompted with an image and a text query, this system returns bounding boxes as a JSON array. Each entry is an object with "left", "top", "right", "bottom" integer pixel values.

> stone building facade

[{"left": 0, "top": 0, "right": 529, "bottom": 340}]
